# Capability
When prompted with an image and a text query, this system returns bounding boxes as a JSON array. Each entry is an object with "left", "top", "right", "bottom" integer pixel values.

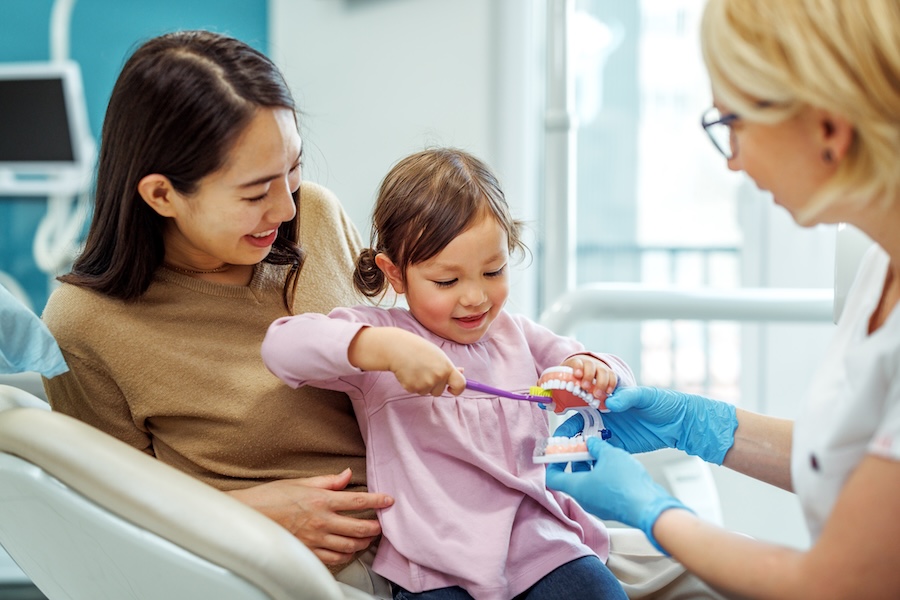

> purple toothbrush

[{"left": 464, "top": 379, "right": 551, "bottom": 403}]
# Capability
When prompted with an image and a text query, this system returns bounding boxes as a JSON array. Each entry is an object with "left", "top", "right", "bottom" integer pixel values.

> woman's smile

[{"left": 245, "top": 228, "right": 278, "bottom": 248}]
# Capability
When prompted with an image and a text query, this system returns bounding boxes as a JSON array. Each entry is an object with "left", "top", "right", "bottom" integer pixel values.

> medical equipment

[
  {"left": 0, "top": 0, "right": 95, "bottom": 306},
  {"left": 533, "top": 408, "right": 611, "bottom": 463},
  {"left": 465, "top": 369, "right": 612, "bottom": 464},
  {"left": 532, "top": 366, "right": 612, "bottom": 463},
  {"left": 0, "top": 61, "right": 95, "bottom": 280},
  {"left": 537, "top": 365, "right": 609, "bottom": 412},
  {"left": 0, "top": 61, "right": 94, "bottom": 196}
]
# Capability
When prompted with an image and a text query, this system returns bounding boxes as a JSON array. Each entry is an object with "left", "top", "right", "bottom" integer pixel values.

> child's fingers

[
  {"left": 579, "top": 361, "right": 597, "bottom": 391},
  {"left": 593, "top": 369, "right": 617, "bottom": 397},
  {"left": 446, "top": 369, "right": 466, "bottom": 396},
  {"left": 565, "top": 357, "right": 585, "bottom": 379},
  {"left": 607, "top": 372, "right": 619, "bottom": 395}
]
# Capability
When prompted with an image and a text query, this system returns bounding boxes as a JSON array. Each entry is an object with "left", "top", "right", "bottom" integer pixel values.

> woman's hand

[
  {"left": 546, "top": 437, "right": 688, "bottom": 553},
  {"left": 555, "top": 386, "right": 739, "bottom": 464},
  {"left": 228, "top": 468, "right": 394, "bottom": 566}
]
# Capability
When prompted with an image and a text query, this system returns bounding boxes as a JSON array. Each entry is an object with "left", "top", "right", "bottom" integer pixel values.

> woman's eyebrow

[
  {"left": 237, "top": 151, "right": 302, "bottom": 188},
  {"left": 238, "top": 173, "right": 277, "bottom": 188}
]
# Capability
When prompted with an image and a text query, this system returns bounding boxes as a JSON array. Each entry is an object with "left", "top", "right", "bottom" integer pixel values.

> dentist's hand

[
  {"left": 546, "top": 437, "right": 689, "bottom": 554},
  {"left": 554, "top": 386, "right": 738, "bottom": 465}
]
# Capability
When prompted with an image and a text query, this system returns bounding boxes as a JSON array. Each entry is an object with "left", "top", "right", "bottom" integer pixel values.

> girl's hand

[
  {"left": 387, "top": 333, "right": 465, "bottom": 396},
  {"left": 349, "top": 327, "right": 465, "bottom": 396},
  {"left": 228, "top": 468, "right": 394, "bottom": 566},
  {"left": 563, "top": 355, "right": 618, "bottom": 399}
]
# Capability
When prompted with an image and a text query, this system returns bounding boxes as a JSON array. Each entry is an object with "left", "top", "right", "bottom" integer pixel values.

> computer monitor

[{"left": 0, "top": 61, "right": 95, "bottom": 196}]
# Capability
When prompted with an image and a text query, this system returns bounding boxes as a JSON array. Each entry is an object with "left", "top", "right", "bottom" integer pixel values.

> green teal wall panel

[{"left": 0, "top": 0, "right": 268, "bottom": 312}]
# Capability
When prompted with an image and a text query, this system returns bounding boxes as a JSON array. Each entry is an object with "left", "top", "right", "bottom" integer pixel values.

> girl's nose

[{"left": 460, "top": 284, "right": 487, "bottom": 307}]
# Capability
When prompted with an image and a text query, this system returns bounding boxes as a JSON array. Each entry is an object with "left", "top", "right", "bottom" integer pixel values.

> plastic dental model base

[
  {"left": 533, "top": 406, "right": 610, "bottom": 463},
  {"left": 532, "top": 366, "right": 611, "bottom": 464}
]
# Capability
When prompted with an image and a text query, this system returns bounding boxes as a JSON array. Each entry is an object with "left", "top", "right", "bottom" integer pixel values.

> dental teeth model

[
  {"left": 533, "top": 365, "right": 611, "bottom": 464},
  {"left": 537, "top": 366, "right": 609, "bottom": 413},
  {"left": 532, "top": 436, "right": 591, "bottom": 463},
  {"left": 463, "top": 369, "right": 611, "bottom": 464}
]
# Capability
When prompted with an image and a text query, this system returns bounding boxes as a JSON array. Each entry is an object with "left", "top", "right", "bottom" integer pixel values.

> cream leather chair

[{"left": 0, "top": 384, "right": 383, "bottom": 600}]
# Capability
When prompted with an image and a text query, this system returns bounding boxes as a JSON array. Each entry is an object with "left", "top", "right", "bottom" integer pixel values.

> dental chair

[{"left": 0, "top": 383, "right": 383, "bottom": 600}]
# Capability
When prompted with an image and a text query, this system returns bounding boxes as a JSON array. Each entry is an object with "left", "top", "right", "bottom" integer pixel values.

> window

[{"left": 558, "top": 0, "right": 835, "bottom": 411}]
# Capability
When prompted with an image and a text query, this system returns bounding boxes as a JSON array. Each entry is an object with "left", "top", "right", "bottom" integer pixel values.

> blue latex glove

[
  {"left": 0, "top": 284, "right": 68, "bottom": 378},
  {"left": 553, "top": 386, "right": 738, "bottom": 465},
  {"left": 546, "top": 437, "right": 690, "bottom": 554}
]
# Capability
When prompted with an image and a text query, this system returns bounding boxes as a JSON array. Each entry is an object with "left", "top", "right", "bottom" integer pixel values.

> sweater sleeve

[
  {"left": 42, "top": 285, "right": 154, "bottom": 455},
  {"left": 43, "top": 351, "right": 154, "bottom": 455},
  {"left": 261, "top": 311, "right": 369, "bottom": 389}
]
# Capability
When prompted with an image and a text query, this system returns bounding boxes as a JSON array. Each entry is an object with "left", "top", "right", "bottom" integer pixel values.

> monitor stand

[{"left": 0, "top": 169, "right": 89, "bottom": 197}]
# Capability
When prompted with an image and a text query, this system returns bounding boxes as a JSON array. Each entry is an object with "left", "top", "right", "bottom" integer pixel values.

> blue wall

[{"left": 0, "top": 0, "right": 267, "bottom": 313}]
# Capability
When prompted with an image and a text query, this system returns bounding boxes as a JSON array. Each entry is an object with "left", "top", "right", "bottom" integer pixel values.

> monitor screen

[
  {"left": 0, "top": 61, "right": 93, "bottom": 184},
  {"left": 0, "top": 77, "right": 75, "bottom": 162}
]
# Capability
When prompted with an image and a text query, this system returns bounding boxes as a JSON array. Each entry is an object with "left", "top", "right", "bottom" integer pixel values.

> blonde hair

[{"left": 701, "top": 0, "right": 900, "bottom": 223}]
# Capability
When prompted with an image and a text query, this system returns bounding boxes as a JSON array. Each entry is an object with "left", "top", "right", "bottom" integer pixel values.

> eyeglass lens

[{"left": 702, "top": 107, "right": 736, "bottom": 159}]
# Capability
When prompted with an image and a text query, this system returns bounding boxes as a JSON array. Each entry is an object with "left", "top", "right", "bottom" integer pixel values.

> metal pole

[{"left": 542, "top": 0, "right": 577, "bottom": 312}]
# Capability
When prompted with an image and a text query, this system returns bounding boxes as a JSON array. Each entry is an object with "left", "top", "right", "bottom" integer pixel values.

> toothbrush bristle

[{"left": 529, "top": 386, "right": 553, "bottom": 397}]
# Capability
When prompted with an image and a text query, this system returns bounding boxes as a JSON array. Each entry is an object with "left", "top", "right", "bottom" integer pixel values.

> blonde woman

[{"left": 547, "top": 0, "right": 900, "bottom": 598}]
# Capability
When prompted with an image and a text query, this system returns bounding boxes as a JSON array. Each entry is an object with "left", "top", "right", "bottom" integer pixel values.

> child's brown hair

[{"left": 354, "top": 147, "right": 527, "bottom": 298}]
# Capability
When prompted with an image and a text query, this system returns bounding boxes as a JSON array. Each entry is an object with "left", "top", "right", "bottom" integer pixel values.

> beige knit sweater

[{"left": 43, "top": 182, "right": 370, "bottom": 495}]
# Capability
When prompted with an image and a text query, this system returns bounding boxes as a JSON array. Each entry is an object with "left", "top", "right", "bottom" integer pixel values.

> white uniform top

[{"left": 792, "top": 245, "right": 900, "bottom": 539}]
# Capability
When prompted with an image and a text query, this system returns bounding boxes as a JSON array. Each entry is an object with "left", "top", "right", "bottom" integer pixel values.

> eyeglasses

[{"left": 701, "top": 106, "right": 740, "bottom": 160}]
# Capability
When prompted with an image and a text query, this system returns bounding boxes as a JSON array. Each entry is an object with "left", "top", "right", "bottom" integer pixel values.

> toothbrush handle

[{"left": 465, "top": 379, "right": 543, "bottom": 403}]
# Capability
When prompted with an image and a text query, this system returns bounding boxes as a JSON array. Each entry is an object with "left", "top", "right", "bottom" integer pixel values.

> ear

[
  {"left": 137, "top": 174, "right": 179, "bottom": 218},
  {"left": 817, "top": 109, "right": 854, "bottom": 164},
  {"left": 374, "top": 252, "right": 405, "bottom": 294}
]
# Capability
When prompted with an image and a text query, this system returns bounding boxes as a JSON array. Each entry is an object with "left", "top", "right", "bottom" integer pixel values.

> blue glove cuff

[
  {"left": 682, "top": 400, "right": 738, "bottom": 465},
  {"left": 638, "top": 496, "right": 693, "bottom": 556}
]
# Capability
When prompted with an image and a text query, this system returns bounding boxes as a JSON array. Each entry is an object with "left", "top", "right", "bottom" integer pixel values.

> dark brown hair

[
  {"left": 354, "top": 147, "right": 527, "bottom": 298},
  {"left": 61, "top": 30, "right": 304, "bottom": 308}
]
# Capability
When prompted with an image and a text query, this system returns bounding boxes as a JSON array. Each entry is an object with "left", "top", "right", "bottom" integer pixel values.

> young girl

[{"left": 262, "top": 148, "right": 632, "bottom": 599}]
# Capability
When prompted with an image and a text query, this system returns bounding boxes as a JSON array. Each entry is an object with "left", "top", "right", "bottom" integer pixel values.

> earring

[{"left": 822, "top": 149, "right": 833, "bottom": 163}]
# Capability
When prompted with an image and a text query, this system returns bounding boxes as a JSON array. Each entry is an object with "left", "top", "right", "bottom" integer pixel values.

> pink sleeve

[{"left": 260, "top": 311, "right": 367, "bottom": 389}]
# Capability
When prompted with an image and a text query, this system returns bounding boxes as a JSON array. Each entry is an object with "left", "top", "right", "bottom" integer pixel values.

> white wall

[{"left": 270, "top": 0, "right": 541, "bottom": 317}]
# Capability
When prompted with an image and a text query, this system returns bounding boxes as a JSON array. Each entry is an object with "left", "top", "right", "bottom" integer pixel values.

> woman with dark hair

[{"left": 42, "top": 30, "right": 393, "bottom": 588}]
